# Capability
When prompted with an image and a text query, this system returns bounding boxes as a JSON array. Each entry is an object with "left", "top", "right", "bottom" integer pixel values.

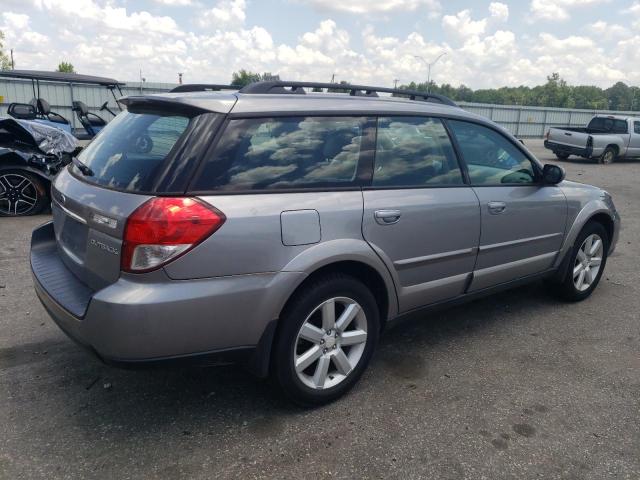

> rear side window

[
  {"left": 75, "top": 112, "right": 190, "bottom": 192},
  {"left": 373, "top": 116, "right": 463, "bottom": 187},
  {"left": 634, "top": 121, "right": 640, "bottom": 134},
  {"left": 588, "top": 117, "right": 628, "bottom": 134},
  {"left": 192, "top": 116, "right": 367, "bottom": 191},
  {"left": 448, "top": 120, "right": 537, "bottom": 185}
]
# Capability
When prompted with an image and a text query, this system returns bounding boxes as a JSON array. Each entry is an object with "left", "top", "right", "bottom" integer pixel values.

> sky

[{"left": 1, "top": 0, "right": 639, "bottom": 89}]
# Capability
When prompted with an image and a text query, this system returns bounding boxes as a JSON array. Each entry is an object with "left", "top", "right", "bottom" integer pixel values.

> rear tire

[
  {"left": 272, "top": 274, "right": 380, "bottom": 406},
  {"left": 551, "top": 222, "right": 609, "bottom": 302},
  {"left": 555, "top": 153, "right": 570, "bottom": 160},
  {"left": 599, "top": 146, "right": 617, "bottom": 165},
  {"left": 0, "top": 170, "right": 49, "bottom": 217}
]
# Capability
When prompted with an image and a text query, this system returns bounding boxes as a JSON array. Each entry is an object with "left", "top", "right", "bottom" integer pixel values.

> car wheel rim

[
  {"left": 293, "top": 296, "right": 368, "bottom": 390},
  {"left": 603, "top": 152, "right": 613, "bottom": 164},
  {"left": 0, "top": 173, "right": 39, "bottom": 216},
  {"left": 573, "top": 233, "right": 604, "bottom": 292}
]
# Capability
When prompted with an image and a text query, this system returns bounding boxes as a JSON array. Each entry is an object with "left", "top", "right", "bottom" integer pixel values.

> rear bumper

[
  {"left": 544, "top": 140, "right": 593, "bottom": 158},
  {"left": 31, "top": 222, "right": 304, "bottom": 374}
]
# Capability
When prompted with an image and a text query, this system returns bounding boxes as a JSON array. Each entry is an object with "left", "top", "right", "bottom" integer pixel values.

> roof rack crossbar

[
  {"left": 238, "top": 81, "right": 458, "bottom": 107},
  {"left": 170, "top": 84, "right": 238, "bottom": 93}
]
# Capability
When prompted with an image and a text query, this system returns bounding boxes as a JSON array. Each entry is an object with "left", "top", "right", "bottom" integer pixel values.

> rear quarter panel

[{"left": 164, "top": 191, "right": 367, "bottom": 278}]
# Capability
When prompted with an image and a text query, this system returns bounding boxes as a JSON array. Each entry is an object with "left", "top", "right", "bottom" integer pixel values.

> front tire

[
  {"left": 0, "top": 170, "right": 49, "bottom": 217},
  {"left": 555, "top": 152, "right": 570, "bottom": 160},
  {"left": 553, "top": 222, "right": 609, "bottom": 302},
  {"left": 272, "top": 274, "right": 380, "bottom": 406}
]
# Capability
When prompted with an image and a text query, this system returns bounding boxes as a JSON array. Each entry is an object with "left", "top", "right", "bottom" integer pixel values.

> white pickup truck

[{"left": 544, "top": 114, "right": 640, "bottom": 164}]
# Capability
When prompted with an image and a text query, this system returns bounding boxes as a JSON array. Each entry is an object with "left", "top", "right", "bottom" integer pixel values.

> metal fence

[
  {"left": 459, "top": 102, "right": 640, "bottom": 138},
  {"left": 2, "top": 77, "right": 639, "bottom": 137}
]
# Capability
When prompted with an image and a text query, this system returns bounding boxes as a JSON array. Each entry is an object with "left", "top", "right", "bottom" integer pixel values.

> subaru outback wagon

[{"left": 31, "top": 81, "right": 620, "bottom": 405}]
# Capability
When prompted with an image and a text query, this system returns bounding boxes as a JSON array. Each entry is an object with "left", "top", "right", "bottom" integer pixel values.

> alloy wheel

[
  {"left": 0, "top": 173, "right": 39, "bottom": 216},
  {"left": 573, "top": 233, "right": 604, "bottom": 292},
  {"left": 294, "top": 296, "right": 368, "bottom": 390}
]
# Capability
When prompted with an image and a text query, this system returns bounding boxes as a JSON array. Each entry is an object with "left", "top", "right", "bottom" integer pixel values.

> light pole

[{"left": 414, "top": 52, "right": 447, "bottom": 93}]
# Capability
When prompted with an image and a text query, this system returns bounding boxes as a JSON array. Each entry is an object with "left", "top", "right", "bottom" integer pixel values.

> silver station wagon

[{"left": 30, "top": 81, "right": 620, "bottom": 405}]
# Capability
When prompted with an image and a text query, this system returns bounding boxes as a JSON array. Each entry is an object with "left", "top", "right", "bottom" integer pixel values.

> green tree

[
  {"left": 605, "top": 82, "right": 633, "bottom": 110},
  {"left": 56, "top": 61, "right": 75, "bottom": 73},
  {"left": 0, "top": 31, "right": 13, "bottom": 71},
  {"left": 230, "top": 70, "right": 279, "bottom": 87}
]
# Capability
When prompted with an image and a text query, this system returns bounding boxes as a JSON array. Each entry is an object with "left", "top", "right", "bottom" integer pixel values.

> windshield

[{"left": 73, "top": 111, "right": 191, "bottom": 192}]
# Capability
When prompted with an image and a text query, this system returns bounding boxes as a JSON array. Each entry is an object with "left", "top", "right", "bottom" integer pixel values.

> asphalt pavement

[{"left": 0, "top": 139, "right": 638, "bottom": 479}]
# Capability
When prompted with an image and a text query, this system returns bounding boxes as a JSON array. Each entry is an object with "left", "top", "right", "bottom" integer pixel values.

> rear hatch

[{"left": 50, "top": 102, "right": 223, "bottom": 292}]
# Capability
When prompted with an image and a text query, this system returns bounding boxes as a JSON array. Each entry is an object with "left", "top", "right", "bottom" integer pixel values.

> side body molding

[{"left": 281, "top": 238, "right": 400, "bottom": 321}]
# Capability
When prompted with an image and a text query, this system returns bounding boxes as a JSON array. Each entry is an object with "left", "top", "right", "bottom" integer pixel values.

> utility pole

[
  {"left": 330, "top": 73, "right": 335, "bottom": 84},
  {"left": 139, "top": 69, "right": 146, "bottom": 94},
  {"left": 393, "top": 79, "right": 399, "bottom": 89},
  {"left": 414, "top": 52, "right": 447, "bottom": 93},
  {"left": 10, "top": 49, "right": 14, "bottom": 69},
  {"left": 178, "top": 73, "right": 183, "bottom": 85}
]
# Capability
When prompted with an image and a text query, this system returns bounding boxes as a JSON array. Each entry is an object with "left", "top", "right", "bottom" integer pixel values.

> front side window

[
  {"left": 74, "top": 112, "right": 191, "bottom": 192},
  {"left": 448, "top": 120, "right": 537, "bottom": 185},
  {"left": 373, "top": 117, "right": 463, "bottom": 187},
  {"left": 192, "top": 116, "right": 368, "bottom": 191}
]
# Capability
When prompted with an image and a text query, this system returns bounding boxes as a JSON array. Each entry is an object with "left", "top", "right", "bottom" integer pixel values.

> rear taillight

[{"left": 122, "top": 197, "right": 225, "bottom": 273}]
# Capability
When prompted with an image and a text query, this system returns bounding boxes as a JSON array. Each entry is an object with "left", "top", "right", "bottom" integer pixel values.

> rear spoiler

[{"left": 119, "top": 96, "right": 215, "bottom": 116}]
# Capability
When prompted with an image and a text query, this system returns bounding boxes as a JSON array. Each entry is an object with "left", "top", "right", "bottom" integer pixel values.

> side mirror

[{"left": 542, "top": 164, "right": 565, "bottom": 185}]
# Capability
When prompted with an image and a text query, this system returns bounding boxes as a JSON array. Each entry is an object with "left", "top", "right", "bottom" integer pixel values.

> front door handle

[
  {"left": 487, "top": 201, "right": 507, "bottom": 215},
  {"left": 374, "top": 209, "right": 401, "bottom": 225}
]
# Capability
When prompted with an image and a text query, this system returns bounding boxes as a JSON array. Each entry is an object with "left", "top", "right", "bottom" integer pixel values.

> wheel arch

[
  {"left": 553, "top": 201, "right": 616, "bottom": 279},
  {"left": 0, "top": 151, "right": 52, "bottom": 185},
  {"left": 248, "top": 243, "right": 399, "bottom": 378},
  {"left": 605, "top": 144, "right": 620, "bottom": 156}
]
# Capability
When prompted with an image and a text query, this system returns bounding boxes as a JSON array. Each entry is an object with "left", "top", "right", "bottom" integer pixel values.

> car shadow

[{"left": 10, "top": 281, "right": 570, "bottom": 442}]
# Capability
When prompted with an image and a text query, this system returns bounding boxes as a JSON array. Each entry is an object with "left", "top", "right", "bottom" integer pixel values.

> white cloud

[
  {"left": 298, "top": 0, "right": 442, "bottom": 16},
  {"left": 489, "top": 2, "right": 509, "bottom": 22},
  {"left": 442, "top": 10, "right": 487, "bottom": 41},
  {"left": 198, "top": 0, "right": 246, "bottom": 28},
  {"left": 153, "top": 0, "right": 192, "bottom": 5},
  {"left": 2, "top": 12, "right": 30, "bottom": 29},
  {"left": 588, "top": 21, "right": 629, "bottom": 40},
  {"left": 529, "top": 0, "right": 609, "bottom": 22}
]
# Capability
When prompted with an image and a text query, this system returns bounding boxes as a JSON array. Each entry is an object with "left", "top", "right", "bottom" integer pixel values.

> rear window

[
  {"left": 191, "top": 116, "right": 368, "bottom": 191},
  {"left": 587, "top": 117, "right": 628, "bottom": 134},
  {"left": 73, "top": 112, "right": 191, "bottom": 192},
  {"left": 373, "top": 116, "right": 463, "bottom": 187}
]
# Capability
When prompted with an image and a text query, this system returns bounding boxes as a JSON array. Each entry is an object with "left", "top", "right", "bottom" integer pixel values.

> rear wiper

[{"left": 72, "top": 156, "right": 94, "bottom": 176}]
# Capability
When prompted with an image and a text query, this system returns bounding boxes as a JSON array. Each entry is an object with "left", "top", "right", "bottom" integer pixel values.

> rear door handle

[
  {"left": 487, "top": 201, "right": 507, "bottom": 215},
  {"left": 374, "top": 209, "right": 401, "bottom": 225}
]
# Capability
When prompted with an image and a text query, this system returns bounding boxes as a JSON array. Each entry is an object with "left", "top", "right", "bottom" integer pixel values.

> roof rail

[
  {"left": 170, "top": 84, "right": 238, "bottom": 93},
  {"left": 238, "top": 81, "right": 458, "bottom": 107}
]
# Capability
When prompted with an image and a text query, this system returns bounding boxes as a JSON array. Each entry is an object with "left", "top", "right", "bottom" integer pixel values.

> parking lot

[{"left": 0, "top": 139, "right": 638, "bottom": 480}]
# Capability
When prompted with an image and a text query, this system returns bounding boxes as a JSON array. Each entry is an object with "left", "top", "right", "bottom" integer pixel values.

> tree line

[
  {"left": 230, "top": 70, "right": 640, "bottom": 112},
  {"left": 400, "top": 73, "right": 640, "bottom": 111}
]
